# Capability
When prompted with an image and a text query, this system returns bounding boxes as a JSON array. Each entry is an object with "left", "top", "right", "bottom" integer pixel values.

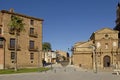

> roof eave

[{"left": 0, "top": 10, "right": 44, "bottom": 21}]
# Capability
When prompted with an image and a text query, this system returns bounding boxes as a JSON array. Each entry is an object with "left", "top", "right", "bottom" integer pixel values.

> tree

[
  {"left": 8, "top": 15, "right": 25, "bottom": 71},
  {"left": 42, "top": 42, "right": 52, "bottom": 51}
]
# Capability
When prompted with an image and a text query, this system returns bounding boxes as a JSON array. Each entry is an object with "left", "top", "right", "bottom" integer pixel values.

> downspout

[{"left": 3, "top": 38, "right": 6, "bottom": 69}]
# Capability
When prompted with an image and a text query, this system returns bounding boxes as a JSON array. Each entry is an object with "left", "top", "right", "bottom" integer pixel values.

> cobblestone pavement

[{"left": 0, "top": 64, "right": 120, "bottom": 80}]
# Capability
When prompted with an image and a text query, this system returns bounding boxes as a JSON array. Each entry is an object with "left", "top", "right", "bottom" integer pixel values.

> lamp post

[
  {"left": 68, "top": 48, "right": 72, "bottom": 65},
  {"left": 37, "top": 39, "right": 42, "bottom": 72},
  {"left": 50, "top": 51, "right": 52, "bottom": 70},
  {"left": 91, "top": 45, "right": 97, "bottom": 73},
  {"left": 38, "top": 49, "right": 40, "bottom": 72}
]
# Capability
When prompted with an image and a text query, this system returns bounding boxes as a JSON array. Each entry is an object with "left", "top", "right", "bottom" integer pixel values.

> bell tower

[{"left": 114, "top": 3, "right": 120, "bottom": 38}]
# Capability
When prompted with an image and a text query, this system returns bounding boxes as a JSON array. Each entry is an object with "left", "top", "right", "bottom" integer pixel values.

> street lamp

[
  {"left": 38, "top": 49, "right": 40, "bottom": 72},
  {"left": 68, "top": 48, "right": 73, "bottom": 65},
  {"left": 90, "top": 45, "right": 97, "bottom": 73},
  {"left": 50, "top": 51, "right": 52, "bottom": 70},
  {"left": 37, "top": 39, "right": 42, "bottom": 72}
]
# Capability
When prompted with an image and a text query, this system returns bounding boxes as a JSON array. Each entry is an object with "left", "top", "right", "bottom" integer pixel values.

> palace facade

[{"left": 0, "top": 9, "right": 43, "bottom": 69}]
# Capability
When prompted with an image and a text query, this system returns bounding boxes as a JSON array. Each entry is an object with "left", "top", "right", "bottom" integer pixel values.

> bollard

[
  {"left": 64, "top": 68, "right": 66, "bottom": 72},
  {"left": 45, "top": 70, "right": 47, "bottom": 73},
  {"left": 74, "top": 68, "right": 76, "bottom": 71},
  {"left": 54, "top": 69, "right": 56, "bottom": 73}
]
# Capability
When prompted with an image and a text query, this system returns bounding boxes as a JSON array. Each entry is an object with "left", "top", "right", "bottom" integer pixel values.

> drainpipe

[{"left": 3, "top": 39, "right": 6, "bottom": 69}]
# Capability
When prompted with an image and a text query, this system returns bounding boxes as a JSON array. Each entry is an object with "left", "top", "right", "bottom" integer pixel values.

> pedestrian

[
  {"left": 42, "top": 59, "right": 45, "bottom": 67},
  {"left": 42, "top": 59, "right": 46, "bottom": 67}
]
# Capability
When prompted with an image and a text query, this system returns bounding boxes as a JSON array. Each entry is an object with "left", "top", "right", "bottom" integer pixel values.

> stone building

[
  {"left": 0, "top": 9, "right": 43, "bottom": 69},
  {"left": 42, "top": 51, "right": 57, "bottom": 63},
  {"left": 42, "top": 50, "right": 69, "bottom": 64},
  {"left": 56, "top": 50, "right": 69, "bottom": 61},
  {"left": 72, "top": 28, "right": 120, "bottom": 70},
  {"left": 72, "top": 4, "right": 120, "bottom": 70}
]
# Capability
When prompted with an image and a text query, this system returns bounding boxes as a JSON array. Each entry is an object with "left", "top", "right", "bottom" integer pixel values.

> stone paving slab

[{"left": 0, "top": 64, "right": 120, "bottom": 80}]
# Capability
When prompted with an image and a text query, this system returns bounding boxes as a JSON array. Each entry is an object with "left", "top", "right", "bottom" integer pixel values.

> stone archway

[{"left": 103, "top": 55, "right": 111, "bottom": 67}]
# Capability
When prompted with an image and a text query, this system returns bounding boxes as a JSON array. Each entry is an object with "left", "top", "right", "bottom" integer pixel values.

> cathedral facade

[{"left": 72, "top": 4, "right": 120, "bottom": 70}]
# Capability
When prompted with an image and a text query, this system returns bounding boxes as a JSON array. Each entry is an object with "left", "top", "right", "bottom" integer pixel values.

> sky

[{"left": 0, "top": 0, "right": 119, "bottom": 54}]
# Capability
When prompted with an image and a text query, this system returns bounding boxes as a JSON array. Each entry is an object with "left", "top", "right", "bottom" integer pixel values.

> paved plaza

[{"left": 0, "top": 64, "right": 120, "bottom": 80}]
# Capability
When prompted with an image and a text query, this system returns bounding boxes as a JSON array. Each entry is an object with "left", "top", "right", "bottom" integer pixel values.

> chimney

[{"left": 9, "top": 8, "right": 14, "bottom": 12}]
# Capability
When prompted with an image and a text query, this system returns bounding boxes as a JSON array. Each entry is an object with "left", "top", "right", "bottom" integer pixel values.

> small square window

[
  {"left": 30, "top": 53, "right": 34, "bottom": 60},
  {"left": 0, "top": 39, "right": 3, "bottom": 48},
  {"left": 11, "top": 52, "right": 15, "bottom": 60},
  {"left": 0, "top": 28, "right": 2, "bottom": 34}
]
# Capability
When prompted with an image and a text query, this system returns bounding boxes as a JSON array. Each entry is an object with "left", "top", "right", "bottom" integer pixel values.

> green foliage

[
  {"left": 42, "top": 42, "right": 52, "bottom": 51},
  {"left": 8, "top": 15, "right": 25, "bottom": 71},
  {"left": 8, "top": 15, "right": 25, "bottom": 34},
  {"left": 0, "top": 67, "right": 50, "bottom": 74}
]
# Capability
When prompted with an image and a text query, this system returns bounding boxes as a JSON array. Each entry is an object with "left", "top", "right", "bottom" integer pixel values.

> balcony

[
  {"left": 29, "top": 32, "right": 38, "bottom": 38},
  {"left": 9, "top": 30, "right": 14, "bottom": 34},
  {"left": 9, "top": 28, "right": 20, "bottom": 35},
  {"left": 8, "top": 44, "right": 21, "bottom": 51},
  {"left": 28, "top": 46, "right": 38, "bottom": 52},
  {"left": 9, "top": 28, "right": 14, "bottom": 34}
]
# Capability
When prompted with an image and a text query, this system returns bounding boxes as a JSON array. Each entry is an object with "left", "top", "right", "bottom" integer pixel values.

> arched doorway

[{"left": 103, "top": 55, "right": 111, "bottom": 67}]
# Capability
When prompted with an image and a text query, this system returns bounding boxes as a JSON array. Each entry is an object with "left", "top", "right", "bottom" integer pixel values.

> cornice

[{"left": 0, "top": 10, "right": 44, "bottom": 21}]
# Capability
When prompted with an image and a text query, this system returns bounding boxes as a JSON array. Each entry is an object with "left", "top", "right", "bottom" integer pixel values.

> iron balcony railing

[
  {"left": 28, "top": 46, "right": 38, "bottom": 51},
  {"left": 8, "top": 44, "right": 21, "bottom": 51},
  {"left": 29, "top": 32, "right": 38, "bottom": 38}
]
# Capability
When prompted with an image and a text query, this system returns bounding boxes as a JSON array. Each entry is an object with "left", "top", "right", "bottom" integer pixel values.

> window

[
  {"left": 105, "top": 34, "right": 109, "bottom": 38},
  {"left": 29, "top": 28, "right": 38, "bottom": 38},
  {"left": 30, "top": 20, "right": 34, "bottom": 25},
  {"left": 105, "top": 34, "right": 109, "bottom": 39},
  {"left": 30, "top": 28, "right": 34, "bottom": 34},
  {"left": 0, "top": 39, "right": 3, "bottom": 48},
  {"left": 105, "top": 43, "right": 108, "bottom": 49},
  {"left": 30, "top": 53, "right": 34, "bottom": 60},
  {"left": 119, "top": 42, "right": 120, "bottom": 48},
  {"left": 10, "top": 38, "right": 15, "bottom": 48},
  {"left": 29, "top": 40, "right": 34, "bottom": 49},
  {"left": 11, "top": 52, "right": 15, "bottom": 60},
  {"left": 0, "top": 28, "right": 2, "bottom": 34}
]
